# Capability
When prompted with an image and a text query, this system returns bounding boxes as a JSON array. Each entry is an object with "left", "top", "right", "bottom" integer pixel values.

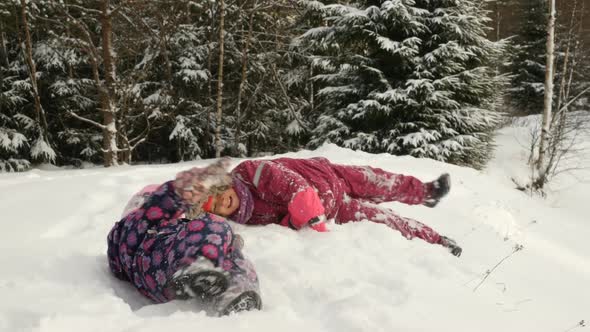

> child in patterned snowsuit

[
  {"left": 207, "top": 157, "right": 461, "bottom": 256},
  {"left": 107, "top": 160, "right": 261, "bottom": 315}
]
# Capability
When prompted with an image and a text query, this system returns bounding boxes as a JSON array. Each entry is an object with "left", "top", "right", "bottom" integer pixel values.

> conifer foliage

[
  {"left": 508, "top": 0, "right": 547, "bottom": 115},
  {"left": 300, "top": 0, "right": 506, "bottom": 168},
  {"left": 0, "top": 0, "right": 508, "bottom": 171}
]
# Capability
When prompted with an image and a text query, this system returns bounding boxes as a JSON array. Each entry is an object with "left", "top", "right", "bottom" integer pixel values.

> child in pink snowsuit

[{"left": 205, "top": 157, "right": 461, "bottom": 256}]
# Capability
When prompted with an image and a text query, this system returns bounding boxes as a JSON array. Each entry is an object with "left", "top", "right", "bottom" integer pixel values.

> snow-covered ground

[{"left": 1, "top": 118, "right": 589, "bottom": 332}]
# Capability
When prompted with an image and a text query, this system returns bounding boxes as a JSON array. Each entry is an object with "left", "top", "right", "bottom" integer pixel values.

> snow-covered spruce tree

[
  {"left": 114, "top": 0, "right": 212, "bottom": 163},
  {"left": 117, "top": 0, "right": 248, "bottom": 162},
  {"left": 1, "top": 1, "right": 55, "bottom": 171},
  {"left": 508, "top": 0, "right": 547, "bottom": 115},
  {"left": 0, "top": 63, "right": 31, "bottom": 172},
  {"left": 145, "top": 0, "right": 244, "bottom": 160},
  {"left": 147, "top": 20, "right": 211, "bottom": 162},
  {"left": 0, "top": 1, "right": 107, "bottom": 169},
  {"left": 34, "top": 19, "right": 102, "bottom": 166},
  {"left": 231, "top": 0, "right": 312, "bottom": 157},
  {"left": 39, "top": 0, "right": 121, "bottom": 167},
  {"left": 0, "top": 1, "right": 56, "bottom": 170},
  {"left": 1, "top": 4, "right": 27, "bottom": 171},
  {"left": 18, "top": 0, "right": 56, "bottom": 164},
  {"left": 300, "top": 0, "right": 506, "bottom": 168},
  {"left": 177, "top": 0, "right": 306, "bottom": 158},
  {"left": 18, "top": 1, "right": 109, "bottom": 167}
]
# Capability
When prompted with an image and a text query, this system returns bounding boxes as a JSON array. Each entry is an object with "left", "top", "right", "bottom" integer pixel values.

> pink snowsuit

[{"left": 231, "top": 157, "right": 442, "bottom": 244}]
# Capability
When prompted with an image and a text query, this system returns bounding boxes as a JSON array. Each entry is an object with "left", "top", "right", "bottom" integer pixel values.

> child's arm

[{"left": 139, "top": 181, "right": 188, "bottom": 226}]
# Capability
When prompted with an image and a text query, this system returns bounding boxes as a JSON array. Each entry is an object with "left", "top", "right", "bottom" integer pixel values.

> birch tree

[
  {"left": 536, "top": 0, "right": 556, "bottom": 176},
  {"left": 215, "top": 0, "right": 226, "bottom": 158},
  {"left": 521, "top": 0, "right": 590, "bottom": 192}
]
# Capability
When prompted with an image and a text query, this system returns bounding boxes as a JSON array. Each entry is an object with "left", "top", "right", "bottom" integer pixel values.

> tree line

[{"left": 1, "top": 0, "right": 588, "bottom": 173}]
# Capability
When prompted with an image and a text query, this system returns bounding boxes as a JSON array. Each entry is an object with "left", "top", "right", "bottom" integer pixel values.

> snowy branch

[
  {"left": 65, "top": 4, "right": 102, "bottom": 16},
  {"left": 109, "top": 1, "right": 130, "bottom": 17},
  {"left": 556, "top": 86, "right": 590, "bottom": 115},
  {"left": 68, "top": 112, "right": 106, "bottom": 130}
]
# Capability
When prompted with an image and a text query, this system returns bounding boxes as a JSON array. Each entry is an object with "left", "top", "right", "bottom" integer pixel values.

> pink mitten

[{"left": 309, "top": 215, "right": 330, "bottom": 232}]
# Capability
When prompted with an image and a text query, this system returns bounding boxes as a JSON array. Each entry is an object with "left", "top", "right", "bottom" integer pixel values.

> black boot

[
  {"left": 219, "top": 291, "right": 262, "bottom": 316},
  {"left": 439, "top": 236, "right": 462, "bottom": 257},
  {"left": 423, "top": 173, "right": 451, "bottom": 208},
  {"left": 167, "top": 269, "right": 229, "bottom": 301}
]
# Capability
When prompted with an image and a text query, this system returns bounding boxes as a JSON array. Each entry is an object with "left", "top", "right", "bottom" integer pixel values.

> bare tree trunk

[
  {"left": 553, "top": 0, "right": 577, "bottom": 123},
  {"left": 495, "top": 1, "right": 501, "bottom": 42},
  {"left": 204, "top": 1, "right": 215, "bottom": 157},
  {"left": 117, "top": 90, "right": 131, "bottom": 164},
  {"left": 565, "top": 0, "right": 584, "bottom": 104},
  {"left": 0, "top": 21, "right": 9, "bottom": 68},
  {"left": 162, "top": 39, "right": 173, "bottom": 85},
  {"left": 537, "top": 0, "right": 556, "bottom": 177},
  {"left": 215, "top": 0, "right": 225, "bottom": 158},
  {"left": 552, "top": 0, "right": 582, "bottom": 160},
  {"left": 64, "top": 0, "right": 74, "bottom": 79},
  {"left": 0, "top": 21, "right": 7, "bottom": 119},
  {"left": 553, "top": 41, "right": 571, "bottom": 126},
  {"left": 20, "top": 0, "right": 49, "bottom": 138},
  {"left": 0, "top": 22, "right": 5, "bottom": 119},
  {"left": 552, "top": 0, "right": 584, "bottom": 128},
  {"left": 99, "top": 0, "right": 119, "bottom": 167},
  {"left": 234, "top": 4, "right": 256, "bottom": 156},
  {"left": 205, "top": 43, "right": 213, "bottom": 157},
  {"left": 309, "top": 65, "right": 314, "bottom": 114}
]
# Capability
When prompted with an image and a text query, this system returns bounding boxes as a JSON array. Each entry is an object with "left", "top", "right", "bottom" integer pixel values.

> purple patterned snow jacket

[{"left": 106, "top": 181, "right": 258, "bottom": 303}]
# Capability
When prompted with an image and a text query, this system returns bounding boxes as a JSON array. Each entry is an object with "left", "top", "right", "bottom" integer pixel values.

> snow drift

[{"left": 1, "top": 118, "right": 589, "bottom": 332}]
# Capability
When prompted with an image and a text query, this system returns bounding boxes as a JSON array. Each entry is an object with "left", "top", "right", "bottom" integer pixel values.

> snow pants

[{"left": 330, "top": 164, "right": 442, "bottom": 244}]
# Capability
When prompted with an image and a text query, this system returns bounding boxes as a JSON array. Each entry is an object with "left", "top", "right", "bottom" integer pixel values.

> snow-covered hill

[{"left": 1, "top": 119, "right": 589, "bottom": 332}]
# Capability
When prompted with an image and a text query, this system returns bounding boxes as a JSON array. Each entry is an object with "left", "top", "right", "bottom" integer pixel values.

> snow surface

[{"left": 1, "top": 119, "right": 589, "bottom": 332}]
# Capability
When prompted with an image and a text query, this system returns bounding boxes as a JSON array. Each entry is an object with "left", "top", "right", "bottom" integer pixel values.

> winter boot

[
  {"left": 219, "top": 291, "right": 262, "bottom": 316},
  {"left": 212, "top": 255, "right": 262, "bottom": 316},
  {"left": 439, "top": 236, "right": 462, "bottom": 257},
  {"left": 167, "top": 266, "right": 229, "bottom": 301},
  {"left": 423, "top": 173, "right": 451, "bottom": 208}
]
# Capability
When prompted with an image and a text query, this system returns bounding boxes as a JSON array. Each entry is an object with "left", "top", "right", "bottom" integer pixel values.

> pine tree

[
  {"left": 300, "top": 0, "right": 505, "bottom": 168},
  {"left": 0, "top": 54, "right": 31, "bottom": 171},
  {"left": 0, "top": 0, "right": 57, "bottom": 169},
  {"left": 237, "top": 1, "right": 312, "bottom": 156},
  {"left": 120, "top": 0, "right": 212, "bottom": 162},
  {"left": 508, "top": 0, "right": 547, "bottom": 115},
  {"left": 37, "top": 32, "right": 101, "bottom": 166}
]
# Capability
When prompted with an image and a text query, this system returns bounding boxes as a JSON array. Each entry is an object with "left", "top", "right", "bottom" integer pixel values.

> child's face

[{"left": 212, "top": 188, "right": 240, "bottom": 217}]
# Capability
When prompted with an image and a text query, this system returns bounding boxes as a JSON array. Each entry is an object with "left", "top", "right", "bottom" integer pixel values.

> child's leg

[
  {"left": 134, "top": 214, "right": 234, "bottom": 303},
  {"left": 335, "top": 198, "right": 442, "bottom": 244},
  {"left": 214, "top": 247, "right": 262, "bottom": 316},
  {"left": 330, "top": 164, "right": 427, "bottom": 205}
]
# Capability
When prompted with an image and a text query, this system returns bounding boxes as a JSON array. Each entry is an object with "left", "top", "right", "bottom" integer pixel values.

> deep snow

[{"left": 1, "top": 118, "right": 589, "bottom": 332}]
